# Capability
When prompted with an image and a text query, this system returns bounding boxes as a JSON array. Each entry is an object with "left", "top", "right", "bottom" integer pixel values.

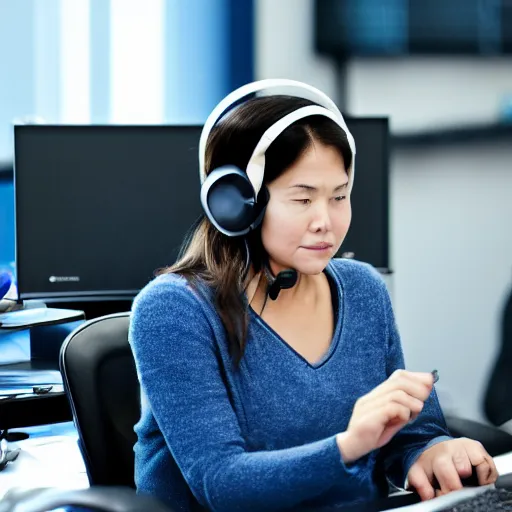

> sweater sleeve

[
  {"left": 129, "top": 276, "right": 367, "bottom": 512},
  {"left": 377, "top": 281, "right": 453, "bottom": 488}
]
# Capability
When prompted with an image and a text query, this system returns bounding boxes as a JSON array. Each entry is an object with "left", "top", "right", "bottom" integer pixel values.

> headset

[{"left": 199, "top": 78, "right": 356, "bottom": 238}]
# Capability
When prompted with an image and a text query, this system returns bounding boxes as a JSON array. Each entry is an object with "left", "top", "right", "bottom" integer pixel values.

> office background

[
  {"left": 257, "top": 0, "right": 512, "bottom": 425},
  {"left": 1, "top": 0, "right": 512, "bottom": 427}
]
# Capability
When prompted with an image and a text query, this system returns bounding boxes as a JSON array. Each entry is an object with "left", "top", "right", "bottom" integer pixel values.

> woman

[{"left": 129, "top": 80, "right": 497, "bottom": 511}]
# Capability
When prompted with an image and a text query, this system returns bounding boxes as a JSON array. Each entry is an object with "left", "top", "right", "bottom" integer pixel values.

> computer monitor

[
  {"left": 13, "top": 120, "right": 389, "bottom": 302},
  {"left": 341, "top": 117, "right": 389, "bottom": 271}
]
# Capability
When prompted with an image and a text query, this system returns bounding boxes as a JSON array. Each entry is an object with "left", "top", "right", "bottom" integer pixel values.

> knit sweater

[{"left": 128, "top": 258, "right": 452, "bottom": 512}]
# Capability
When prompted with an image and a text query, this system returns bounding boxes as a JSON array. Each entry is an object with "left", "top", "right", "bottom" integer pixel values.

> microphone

[{"left": 267, "top": 269, "right": 298, "bottom": 300}]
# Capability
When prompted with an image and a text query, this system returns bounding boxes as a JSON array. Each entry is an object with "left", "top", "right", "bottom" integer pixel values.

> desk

[
  {"left": 0, "top": 422, "right": 89, "bottom": 499},
  {"left": 0, "top": 311, "right": 83, "bottom": 431},
  {"left": 0, "top": 360, "right": 72, "bottom": 431}
]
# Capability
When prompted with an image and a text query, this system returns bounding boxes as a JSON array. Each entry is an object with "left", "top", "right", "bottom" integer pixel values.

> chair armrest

[{"left": 445, "top": 415, "right": 512, "bottom": 457}]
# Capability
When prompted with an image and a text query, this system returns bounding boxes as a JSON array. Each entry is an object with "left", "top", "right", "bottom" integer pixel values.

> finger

[
  {"left": 408, "top": 464, "right": 435, "bottom": 501},
  {"left": 365, "top": 379, "right": 430, "bottom": 408},
  {"left": 464, "top": 440, "right": 499, "bottom": 485},
  {"left": 359, "top": 400, "right": 413, "bottom": 426},
  {"left": 357, "top": 371, "right": 431, "bottom": 413},
  {"left": 389, "top": 369, "right": 434, "bottom": 387},
  {"left": 452, "top": 448, "right": 473, "bottom": 480},
  {"left": 475, "top": 461, "right": 497, "bottom": 486},
  {"left": 390, "top": 390, "right": 424, "bottom": 420},
  {"left": 381, "top": 401, "right": 412, "bottom": 426},
  {"left": 379, "top": 370, "right": 433, "bottom": 402},
  {"left": 433, "top": 455, "right": 463, "bottom": 494},
  {"left": 364, "top": 402, "right": 412, "bottom": 448},
  {"left": 371, "top": 390, "right": 425, "bottom": 422}
]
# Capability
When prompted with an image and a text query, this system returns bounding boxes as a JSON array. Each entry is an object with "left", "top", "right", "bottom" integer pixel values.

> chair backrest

[
  {"left": 60, "top": 312, "right": 139, "bottom": 488},
  {"left": 484, "top": 285, "right": 512, "bottom": 426}
]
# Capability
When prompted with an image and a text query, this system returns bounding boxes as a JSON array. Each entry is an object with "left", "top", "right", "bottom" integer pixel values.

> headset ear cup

[{"left": 200, "top": 166, "right": 258, "bottom": 236}]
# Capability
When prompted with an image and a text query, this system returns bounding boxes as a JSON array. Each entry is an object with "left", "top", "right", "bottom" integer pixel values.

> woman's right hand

[{"left": 337, "top": 369, "right": 435, "bottom": 463}]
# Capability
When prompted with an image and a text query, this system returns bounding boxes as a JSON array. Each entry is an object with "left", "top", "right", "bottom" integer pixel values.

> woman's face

[{"left": 261, "top": 140, "right": 351, "bottom": 275}]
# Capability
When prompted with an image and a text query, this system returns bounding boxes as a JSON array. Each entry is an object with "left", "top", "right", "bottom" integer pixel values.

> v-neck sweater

[{"left": 128, "top": 258, "right": 451, "bottom": 512}]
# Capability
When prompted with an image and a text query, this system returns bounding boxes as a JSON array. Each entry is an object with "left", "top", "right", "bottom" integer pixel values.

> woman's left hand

[{"left": 406, "top": 438, "right": 499, "bottom": 501}]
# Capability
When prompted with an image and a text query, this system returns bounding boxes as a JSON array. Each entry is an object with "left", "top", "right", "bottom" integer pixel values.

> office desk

[
  {"left": 0, "top": 360, "right": 72, "bottom": 431},
  {"left": 0, "top": 311, "right": 83, "bottom": 431},
  {"left": 0, "top": 422, "right": 88, "bottom": 499}
]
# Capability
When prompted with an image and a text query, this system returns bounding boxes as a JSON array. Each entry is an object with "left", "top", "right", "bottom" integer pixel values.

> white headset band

[
  {"left": 246, "top": 105, "right": 355, "bottom": 196},
  {"left": 199, "top": 78, "right": 348, "bottom": 183}
]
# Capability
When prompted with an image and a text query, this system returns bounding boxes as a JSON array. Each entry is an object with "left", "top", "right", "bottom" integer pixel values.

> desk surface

[
  {"left": 0, "top": 307, "right": 84, "bottom": 331},
  {"left": 0, "top": 359, "right": 62, "bottom": 388},
  {"left": 0, "top": 360, "right": 71, "bottom": 430},
  {"left": 1, "top": 359, "right": 60, "bottom": 372},
  {"left": 0, "top": 422, "right": 88, "bottom": 499}
]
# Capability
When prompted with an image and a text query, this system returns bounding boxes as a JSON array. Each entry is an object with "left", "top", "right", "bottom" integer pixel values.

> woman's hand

[
  {"left": 337, "top": 369, "right": 434, "bottom": 463},
  {"left": 407, "top": 438, "right": 499, "bottom": 501}
]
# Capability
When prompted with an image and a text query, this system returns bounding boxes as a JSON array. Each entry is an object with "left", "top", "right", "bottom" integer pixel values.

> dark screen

[
  {"left": 14, "top": 120, "right": 389, "bottom": 301},
  {"left": 14, "top": 126, "right": 203, "bottom": 300},
  {"left": 336, "top": 118, "right": 389, "bottom": 269}
]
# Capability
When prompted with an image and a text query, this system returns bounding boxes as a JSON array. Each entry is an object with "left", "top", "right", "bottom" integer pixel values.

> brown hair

[{"left": 159, "top": 95, "right": 353, "bottom": 365}]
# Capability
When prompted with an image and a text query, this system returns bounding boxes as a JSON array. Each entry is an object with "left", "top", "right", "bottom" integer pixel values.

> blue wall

[
  {"left": 0, "top": 0, "right": 254, "bottom": 278},
  {"left": 164, "top": 0, "right": 254, "bottom": 123}
]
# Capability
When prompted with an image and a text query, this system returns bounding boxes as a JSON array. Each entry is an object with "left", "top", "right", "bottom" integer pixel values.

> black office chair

[
  {"left": 484, "top": 284, "right": 512, "bottom": 429},
  {"left": 1, "top": 486, "right": 172, "bottom": 512},
  {"left": 444, "top": 415, "right": 512, "bottom": 456},
  {"left": 59, "top": 312, "right": 138, "bottom": 488},
  {"left": 445, "top": 285, "right": 512, "bottom": 456}
]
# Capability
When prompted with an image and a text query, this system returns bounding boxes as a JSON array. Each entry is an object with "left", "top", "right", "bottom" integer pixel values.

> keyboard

[{"left": 438, "top": 487, "right": 512, "bottom": 511}]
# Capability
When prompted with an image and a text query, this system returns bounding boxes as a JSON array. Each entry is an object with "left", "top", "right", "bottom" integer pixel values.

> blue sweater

[{"left": 129, "top": 258, "right": 452, "bottom": 512}]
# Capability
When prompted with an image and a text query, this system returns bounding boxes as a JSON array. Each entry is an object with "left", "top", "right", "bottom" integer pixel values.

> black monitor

[
  {"left": 341, "top": 117, "right": 389, "bottom": 271},
  {"left": 13, "top": 120, "right": 389, "bottom": 302}
]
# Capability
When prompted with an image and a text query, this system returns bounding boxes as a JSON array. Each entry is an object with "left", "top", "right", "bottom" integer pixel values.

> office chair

[
  {"left": 484, "top": 283, "right": 512, "bottom": 429},
  {"left": 444, "top": 285, "right": 512, "bottom": 456},
  {"left": 444, "top": 415, "right": 512, "bottom": 456},
  {"left": 59, "top": 312, "right": 138, "bottom": 488},
  {"left": 1, "top": 486, "right": 173, "bottom": 512}
]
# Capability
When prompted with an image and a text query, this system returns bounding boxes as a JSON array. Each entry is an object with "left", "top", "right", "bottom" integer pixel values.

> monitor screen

[
  {"left": 339, "top": 117, "right": 389, "bottom": 270},
  {"left": 14, "top": 120, "right": 389, "bottom": 301}
]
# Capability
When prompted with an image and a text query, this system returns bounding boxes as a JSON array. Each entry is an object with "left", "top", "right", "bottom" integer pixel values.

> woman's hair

[{"left": 159, "top": 95, "right": 353, "bottom": 366}]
